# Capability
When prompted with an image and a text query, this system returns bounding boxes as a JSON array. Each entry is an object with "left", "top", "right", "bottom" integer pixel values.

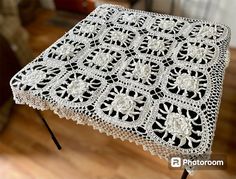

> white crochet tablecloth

[{"left": 10, "top": 4, "right": 231, "bottom": 173}]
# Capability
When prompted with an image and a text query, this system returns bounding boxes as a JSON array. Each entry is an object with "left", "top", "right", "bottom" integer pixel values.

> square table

[{"left": 10, "top": 4, "right": 231, "bottom": 177}]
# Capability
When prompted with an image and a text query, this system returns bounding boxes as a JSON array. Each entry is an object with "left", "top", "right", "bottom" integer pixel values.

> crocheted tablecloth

[{"left": 10, "top": 4, "right": 231, "bottom": 173}]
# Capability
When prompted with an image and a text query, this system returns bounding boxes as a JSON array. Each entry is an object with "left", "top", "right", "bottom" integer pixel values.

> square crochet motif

[{"left": 10, "top": 4, "right": 231, "bottom": 173}]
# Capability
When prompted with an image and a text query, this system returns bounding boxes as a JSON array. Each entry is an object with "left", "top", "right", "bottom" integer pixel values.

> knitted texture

[{"left": 10, "top": 4, "right": 231, "bottom": 173}]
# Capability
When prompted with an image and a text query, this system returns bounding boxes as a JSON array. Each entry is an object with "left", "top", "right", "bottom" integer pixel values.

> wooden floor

[{"left": 0, "top": 9, "right": 236, "bottom": 179}]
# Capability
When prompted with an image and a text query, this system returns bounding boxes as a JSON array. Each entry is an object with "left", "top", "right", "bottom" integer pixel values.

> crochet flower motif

[
  {"left": 175, "top": 74, "right": 199, "bottom": 92},
  {"left": 188, "top": 45, "right": 209, "bottom": 59},
  {"left": 189, "top": 23, "right": 225, "bottom": 40},
  {"left": 112, "top": 31, "right": 128, "bottom": 42},
  {"left": 53, "top": 72, "right": 102, "bottom": 103},
  {"left": 177, "top": 41, "right": 217, "bottom": 65},
  {"left": 100, "top": 85, "right": 147, "bottom": 122},
  {"left": 21, "top": 70, "right": 46, "bottom": 87},
  {"left": 149, "top": 101, "right": 202, "bottom": 148},
  {"left": 159, "top": 19, "right": 175, "bottom": 30},
  {"left": 92, "top": 53, "right": 112, "bottom": 67},
  {"left": 90, "top": 6, "right": 116, "bottom": 20},
  {"left": 138, "top": 35, "right": 174, "bottom": 57},
  {"left": 122, "top": 14, "right": 139, "bottom": 22},
  {"left": 48, "top": 38, "right": 85, "bottom": 61},
  {"left": 82, "top": 47, "right": 122, "bottom": 74},
  {"left": 117, "top": 12, "right": 147, "bottom": 28},
  {"left": 95, "top": 7, "right": 108, "bottom": 16},
  {"left": 119, "top": 58, "right": 161, "bottom": 86},
  {"left": 67, "top": 79, "right": 88, "bottom": 97},
  {"left": 150, "top": 17, "right": 186, "bottom": 35},
  {"left": 73, "top": 20, "right": 102, "bottom": 38},
  {"left": 133, "top": 62, "right": 151, "bottom": 79},
  {"left": 11, "top": 64, "right": 60, "bottom": 91},
  {"left": 148, "top": 39, "right": 166, "bottom": 51},
  {"left": 165, "top": 67, "right": 208, "bottom": 101},
  {"left": 111, "top": 94, "right": 135, "bottom": 114},
  {"left": 165, "top": 113, "right": 192, "bottom": 137},
  {"left": 80, "top": 24, "right": 96, "bottom": 33},
  {"left": 103, "top": 27, "right": 135, "bottom": 48}
]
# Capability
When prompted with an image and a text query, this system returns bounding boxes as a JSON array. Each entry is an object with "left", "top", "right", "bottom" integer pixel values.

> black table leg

[
  {"left": 181, "top": 169, "right": 189, "bottom": 179},
  {"left": 36, "top": 111, "right": 62, "bottom": 150}
]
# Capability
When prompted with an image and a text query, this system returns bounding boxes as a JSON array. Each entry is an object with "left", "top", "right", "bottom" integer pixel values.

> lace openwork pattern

[{"left": 10, "top": 4, "right": 231, "bottom": 174}]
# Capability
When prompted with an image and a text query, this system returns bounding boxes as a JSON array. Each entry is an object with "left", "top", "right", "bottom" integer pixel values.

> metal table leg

[
  {"left": 36, "top": 111, "right": 62, "bottom": 150},
  {"left": 181, "top": 169, "right": 189, "bottom": 179}
]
